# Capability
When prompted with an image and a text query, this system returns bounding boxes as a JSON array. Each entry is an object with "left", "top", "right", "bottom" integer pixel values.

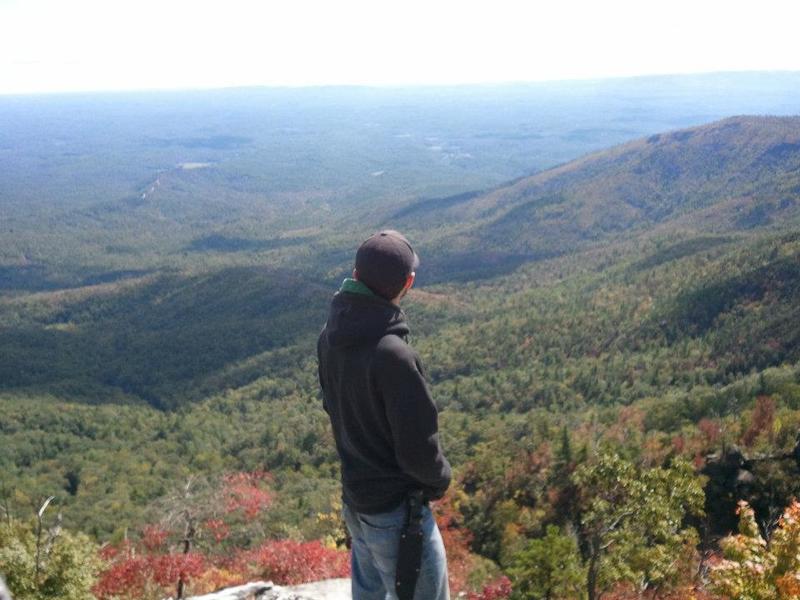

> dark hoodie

[{"left": 317, "top": 279, "right": 452, "bottom": 514}]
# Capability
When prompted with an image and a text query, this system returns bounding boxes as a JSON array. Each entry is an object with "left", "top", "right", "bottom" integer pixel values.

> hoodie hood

[{"left": 324, "top": 286, "right": 410, "bottom": 348}]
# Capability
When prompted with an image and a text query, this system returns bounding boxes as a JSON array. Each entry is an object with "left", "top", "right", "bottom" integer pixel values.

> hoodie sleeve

[{"left": 372, "top": 336, "right": 452, "bottom": 499}]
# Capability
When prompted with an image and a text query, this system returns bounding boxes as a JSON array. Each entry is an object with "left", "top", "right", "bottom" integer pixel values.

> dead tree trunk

[{"left": 175, "top": 517, "right": 196, "bottom": 600}]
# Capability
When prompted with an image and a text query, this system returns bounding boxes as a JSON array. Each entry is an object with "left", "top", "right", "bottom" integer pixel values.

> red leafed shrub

[
  {"left": 741, "top": 395, "right": 776, "bottom": 448},
  {"left": 93, "top": 472, "right": 351, "bottom": 598},
  {"left": 204, "top": 518, "right": 231, "bottom": 542},
  {"left": 236, "top": 539, "right": 350, "bottom": 585},
  {"left": 193, "top": 566, "right": 246, "bottom": 593},
  {"left": 94, "top": 549, "right": 207, "bottom": 599},
  {"left": 693, "top": 452, "right": 706, "bottom": 469},
  {"left": 698, "top": 417, "right": 722, "bottom": 446},
  {"left": 467, "top": 576, "right": 512, "bottom": 599},
  {"left": 141, "top": 524, "right": 170, "bottom": 552},
  {"left": 94, "top": 553, "right": 148, "bottom": 599},
  {"left": 149, "top": 553, "right": 207, "bottom": 587},
  {"left": 435, "top": 493, "right": 474, "bottom": 595},
  {"left": 98, "top": 539, "right": 130, "bottom": 561},
  {"left": 94, "top": 538, "right": 349, "bottom": 599},
  {"left": 223, "top": 470, "right": 274, "bottom": 518}
]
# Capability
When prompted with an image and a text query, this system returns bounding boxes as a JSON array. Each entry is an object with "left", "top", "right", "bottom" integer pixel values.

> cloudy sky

[{"left": 1, "top": 0, "right": 799, "bottom": 94}]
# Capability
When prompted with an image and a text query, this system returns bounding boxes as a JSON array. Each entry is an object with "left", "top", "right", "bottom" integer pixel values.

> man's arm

[{"left": 373, "top": 336, "right": 452, "bottom": 498}]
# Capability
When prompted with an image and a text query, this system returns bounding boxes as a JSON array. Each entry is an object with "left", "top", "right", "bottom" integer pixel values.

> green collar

[{"left": 339, "top": 278, "right": 377, "bottom": 297}]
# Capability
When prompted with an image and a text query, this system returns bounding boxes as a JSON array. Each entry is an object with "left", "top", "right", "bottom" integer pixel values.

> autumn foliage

[
  {"left": 222, "top": 471, "right": 274, "bottom": 518},
  {"left": 234, "top": 539, "right": 350, "bottom": 586},
  {"left": 435, "top": 489, "right": 512, "bottom": 598},
  {"left": 435, "top": 490, "right": 475, "bottom": 594},
  {"left": 741, "top": 395, "right": 776, "bottom": 448},
  {"left": 467, "top": 576, "right": 513, "bottom": 600},
  {"left": 94, "top": 472, "right": 511, "bottom": 599},
  {"left": 94, "top": 538, "right": 349, "bottom": 599},
  {"left": 95, "top": 545, "right": 207, "bottom": 600},
  {"left": 93, "top": 472, "right": 349, "bottom": 599},
  {"left": 710, "top": 499, "right": 800, "bottom": 599}
]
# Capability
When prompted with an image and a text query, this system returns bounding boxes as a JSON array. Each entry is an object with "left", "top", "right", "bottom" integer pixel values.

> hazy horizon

[{"left": 1, "top": 68, "right": 799, "bottom": 99}]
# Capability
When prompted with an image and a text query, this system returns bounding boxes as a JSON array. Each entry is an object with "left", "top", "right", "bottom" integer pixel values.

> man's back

[{"left": 317, "top": 278, "right": 451, "bottom": 514}]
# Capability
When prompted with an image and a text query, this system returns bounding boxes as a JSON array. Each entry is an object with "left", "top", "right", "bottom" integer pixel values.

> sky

[{"left": 1, "top": 0, "right": 800, "bottom": 95}]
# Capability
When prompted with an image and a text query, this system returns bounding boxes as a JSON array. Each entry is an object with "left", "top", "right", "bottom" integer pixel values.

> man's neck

[
  {"left": 340, "top": 278, "right": 377, "bottom": 297},
  {"left": 340, "top": 277, "right": 406, "bottom": 306}
]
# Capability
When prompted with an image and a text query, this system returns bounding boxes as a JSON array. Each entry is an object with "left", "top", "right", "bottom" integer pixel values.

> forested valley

[{"left": 2, "top": 78, "right": 800, "bottom": 599}]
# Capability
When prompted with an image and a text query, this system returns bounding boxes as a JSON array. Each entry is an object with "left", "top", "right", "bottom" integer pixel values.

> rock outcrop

[
  {"left": 0, "top": 576, "right": 352, "bottom": 600},
  {"left": 184, "top": 579, "right": 351, "bottom": 600},
  {"left": 0, "top": 577, "right": 12, "bottom": 600}
]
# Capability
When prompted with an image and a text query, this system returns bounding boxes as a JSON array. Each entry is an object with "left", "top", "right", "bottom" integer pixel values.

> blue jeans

[{"left": 344, "top": 501, "right": 450, "bottom": 600}]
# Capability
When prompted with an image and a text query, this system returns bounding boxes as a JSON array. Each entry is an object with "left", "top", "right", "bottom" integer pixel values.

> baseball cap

[{"left": 355, "top": 230, "right": 420, "bottom": 300}]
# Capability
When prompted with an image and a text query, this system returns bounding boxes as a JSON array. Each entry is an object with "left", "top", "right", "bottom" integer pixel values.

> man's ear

[
  {"left": 353, "top": 268, "right": 359, "bottom": 280},
  {"left": 405, "top": 272, "right": 416, "bottom": 290}
]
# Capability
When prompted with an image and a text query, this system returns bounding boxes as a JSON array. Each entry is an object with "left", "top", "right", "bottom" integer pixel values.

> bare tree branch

[{"left": 35, "top": 496, "right": 56, "bottom": 587}]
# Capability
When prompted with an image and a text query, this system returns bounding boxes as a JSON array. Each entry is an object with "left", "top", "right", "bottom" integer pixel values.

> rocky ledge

[
  {"left": 0, "top": 577, "right": 11, "bottom": 600},
  {"left": 183, "top": 579, "right": 351, "bottom": 600}
]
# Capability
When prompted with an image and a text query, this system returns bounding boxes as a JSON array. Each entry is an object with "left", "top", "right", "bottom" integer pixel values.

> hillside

[
  {"left": 0, "top": 268, "right": 330, "bottom": 407},
  {"left": 405, "top": 116, "right": 800, "bottom": 280},
  {"left": 2, "top": 116, "right": 800, "bottom": 407}
]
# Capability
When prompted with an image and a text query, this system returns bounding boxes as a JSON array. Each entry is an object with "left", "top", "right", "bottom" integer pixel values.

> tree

[
  {"left": 0, "top": 499, "right": 101, "bottom": 600},
  {"left": 741, "top": 395, "right": 776, "bottom": 448},
  {"left": 709, "top": 500, "right": 800, "bottom": 599},
  {"left": 571, "top": 453, "right": 705, "bottom": 600},
  {"left": 508, "top": 525, "right": 584, "bottom": 600}
]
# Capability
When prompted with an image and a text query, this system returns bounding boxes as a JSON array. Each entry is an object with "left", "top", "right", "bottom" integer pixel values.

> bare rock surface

[
  {"left": 287, "top": 579, "right": 351, "bottom": 599},
  {"left": 184, "top": 579, "right": 351, "bottom": 600},
  {"left": 0, "top": 577, "right": 12, "bottom": 600}
]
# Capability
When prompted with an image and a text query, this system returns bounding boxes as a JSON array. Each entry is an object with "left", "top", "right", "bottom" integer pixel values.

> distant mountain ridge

[
  {"left": 4, "top": 75, "right": 800, "bottom": 292},
  {"left": 409, "top": 116, "right": 800, "bottom": 280},
  {"left": 3, "top": 115, "right": 800, "bottom": 406}
]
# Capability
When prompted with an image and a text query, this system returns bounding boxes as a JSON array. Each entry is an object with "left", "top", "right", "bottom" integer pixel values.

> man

[{"left": 317, "top": 230, "right": 452, "bottom": 600}]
